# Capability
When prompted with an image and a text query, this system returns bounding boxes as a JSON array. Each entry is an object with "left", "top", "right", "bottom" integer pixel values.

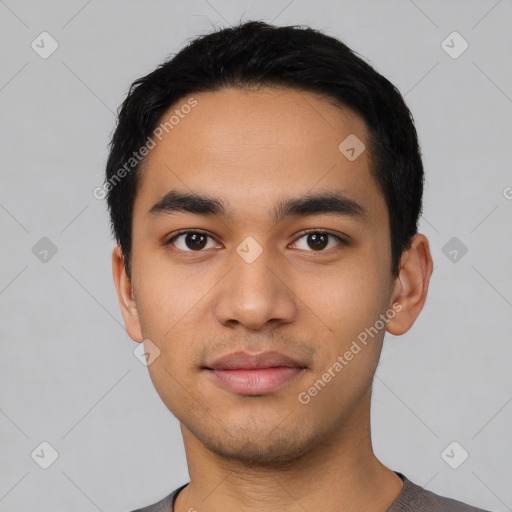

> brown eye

[
  {"left": 306, "top": 233, "right": 329, "bottom": 250},
  {"left": 167, "top": 231, "right": 215, "bottom": 251},
  {"left": 292, "top": 231, "right": 344, "bottom": 252}
]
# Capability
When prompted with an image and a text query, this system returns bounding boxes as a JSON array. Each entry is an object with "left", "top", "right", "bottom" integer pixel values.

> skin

[{"left": 112, "top": 86, "right": 433, "bottom": 512}]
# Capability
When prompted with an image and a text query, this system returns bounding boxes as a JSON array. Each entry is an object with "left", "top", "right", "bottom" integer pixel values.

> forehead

[{"left": 134, "top": 86, "right": 384, "bottom": 222}]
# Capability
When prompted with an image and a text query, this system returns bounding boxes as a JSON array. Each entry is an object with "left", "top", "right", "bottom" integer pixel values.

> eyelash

[{"left": 164, "top": 229, "right": 346, "bottom": 253}]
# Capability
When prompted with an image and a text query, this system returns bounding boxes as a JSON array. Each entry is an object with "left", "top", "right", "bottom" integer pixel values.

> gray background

[{"left": 0, "top": 0, "right": 511, "bottom": 511}]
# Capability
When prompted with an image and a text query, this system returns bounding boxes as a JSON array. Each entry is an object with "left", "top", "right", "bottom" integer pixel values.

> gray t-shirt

[{"left": 129, "top": 472, "right": 492, "bottom": 511}]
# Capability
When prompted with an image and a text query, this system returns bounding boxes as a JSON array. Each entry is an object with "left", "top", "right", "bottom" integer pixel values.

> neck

[{"left": 174, "top": 388, "right": 403, "bottom": 512}]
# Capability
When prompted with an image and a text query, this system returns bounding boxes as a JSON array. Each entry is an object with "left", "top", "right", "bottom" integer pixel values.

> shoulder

[
  {"left": 127, "top": 483, "right": 188, "bottom": 512},
  {"left": 390, "top": 473, "right": 494, "bottom": 512}
]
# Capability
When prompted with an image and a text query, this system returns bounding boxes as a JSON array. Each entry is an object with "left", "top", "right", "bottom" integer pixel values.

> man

[{"left": 105, "top": 21, "right": 492, "bottom": 512}]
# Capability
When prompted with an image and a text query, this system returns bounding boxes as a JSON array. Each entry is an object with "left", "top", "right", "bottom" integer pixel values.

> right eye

[{"left": 165, "top": 230, "right": 220, "bottom": 252}]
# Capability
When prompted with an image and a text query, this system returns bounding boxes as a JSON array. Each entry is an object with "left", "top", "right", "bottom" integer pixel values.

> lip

[{"left": 203, "top": 351, "right": 307, "bottom": 395}]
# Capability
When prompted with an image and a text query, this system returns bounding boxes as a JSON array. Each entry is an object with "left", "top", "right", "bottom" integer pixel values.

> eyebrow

[{"left": 148, "top": 189, "right": 368, "bottom": 223}]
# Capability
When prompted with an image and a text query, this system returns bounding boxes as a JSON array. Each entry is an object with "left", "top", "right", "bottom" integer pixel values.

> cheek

[
  {"left": 294, "top": 271, "right": 387, "bottom": 412},
  {"left": 301, "top": 262, "right": 390, "bottom": 345},
  {"left": 133, "top": 250, "right": 208, "bottom": 335},
  {"left": 132, "top": 261, "right": 209, "bottom": 401},
  {"left": 142, "top": 305, "right": 203, "bottom": 415}
]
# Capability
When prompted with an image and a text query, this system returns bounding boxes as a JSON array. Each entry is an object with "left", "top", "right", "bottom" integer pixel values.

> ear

[
  {"left": 386, "top": 233, "right": 433, "bottom": 336},
  {"left": 112, "top": 245, "right": 144, "bottom": 342}
]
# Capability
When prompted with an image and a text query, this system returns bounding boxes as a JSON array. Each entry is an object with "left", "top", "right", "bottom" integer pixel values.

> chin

[{"left": 192, "top": 420, "right": 321, "bottom": 465}]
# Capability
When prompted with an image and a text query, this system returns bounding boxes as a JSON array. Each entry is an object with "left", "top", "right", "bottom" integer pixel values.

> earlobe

[
  {"left": 111, "top": 245, "right": 144, "bottom": 342},
  {"left": 386, "top": 234, "right": 433, "bottom": 336}
]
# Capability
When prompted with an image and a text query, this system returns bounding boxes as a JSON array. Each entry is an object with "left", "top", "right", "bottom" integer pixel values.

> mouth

[{"left": 203, "top": 351, "right": 307, "bottom": 396}]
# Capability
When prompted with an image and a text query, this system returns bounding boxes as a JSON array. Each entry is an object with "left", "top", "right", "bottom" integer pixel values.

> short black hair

[{"left": 104, "top": 20, "right": 424, "bottom": 279}]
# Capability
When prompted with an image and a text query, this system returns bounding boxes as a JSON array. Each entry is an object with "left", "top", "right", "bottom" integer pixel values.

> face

[{"left": 116, "top": 86, "right": 409, "bottom": 463}]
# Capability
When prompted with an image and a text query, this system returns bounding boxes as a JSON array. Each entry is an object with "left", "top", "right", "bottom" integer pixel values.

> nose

[{"left": 213, "top": 242, "right": 298, "bottom": 331}]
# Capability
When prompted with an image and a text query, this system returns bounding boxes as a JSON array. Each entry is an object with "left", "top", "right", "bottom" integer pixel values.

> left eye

[{"left": 292, "top": 231, "right": 344, "bottom": 251}]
